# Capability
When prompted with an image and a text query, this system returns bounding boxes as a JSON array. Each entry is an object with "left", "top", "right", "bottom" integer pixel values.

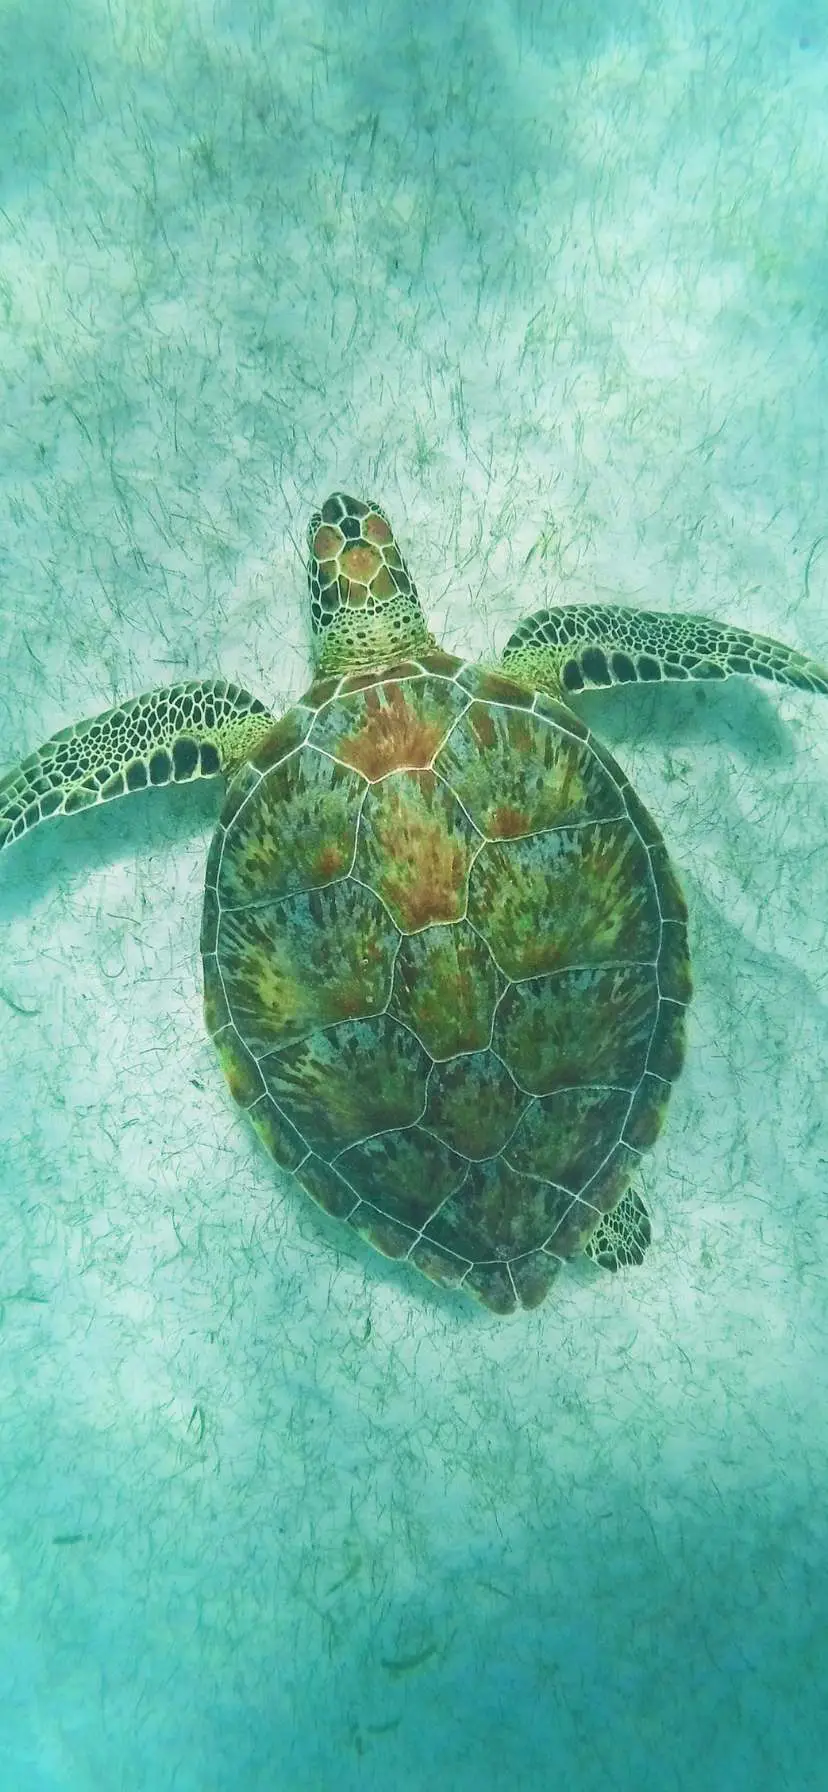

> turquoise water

[{"left": 1, "top": 2, "right": 827, "bottom": 1787}]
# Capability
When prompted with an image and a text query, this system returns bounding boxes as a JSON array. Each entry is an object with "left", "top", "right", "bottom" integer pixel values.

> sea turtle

[{"left": 2, "top": 492, "right": 826, "bottom": 1313}]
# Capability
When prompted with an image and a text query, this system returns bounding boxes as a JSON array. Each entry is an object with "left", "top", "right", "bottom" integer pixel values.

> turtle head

[{"left": 307, "top": 492, "right": 436, "bottom": 674}]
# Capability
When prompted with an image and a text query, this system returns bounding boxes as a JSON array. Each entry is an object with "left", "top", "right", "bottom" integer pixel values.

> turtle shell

[{"left": 200, "top": 651, "right": 691, "bottom": 1314}]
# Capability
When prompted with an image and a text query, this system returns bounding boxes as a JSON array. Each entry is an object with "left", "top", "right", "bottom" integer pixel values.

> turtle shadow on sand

[
  {"left": 570, "top": 668, "right": 799, "bottom": 763},
  {"left": 0, "top": 775, "right": 223, "bottom": 922}
]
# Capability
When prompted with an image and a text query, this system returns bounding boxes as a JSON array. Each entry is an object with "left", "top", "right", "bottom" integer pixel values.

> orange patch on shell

[
  {"left": 311, "top": 842, "right": 350, "bottom": 880},
  {"left": 489, "top": 805, "right": 532, "bottom": 838},
  {"left": 336, "top": 684, "right": 450, "bottom": 780},
  {"left": 356, "top": 770, "right": 478, "bottom": 932}
]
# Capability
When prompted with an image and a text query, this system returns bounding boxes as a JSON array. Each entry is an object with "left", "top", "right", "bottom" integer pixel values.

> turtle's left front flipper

[
  {"left": 0, "top": 679, "right": 276, "bottom": 852},
  {"left": 500, "top": 604, "right": 828, "bottom": 702}
]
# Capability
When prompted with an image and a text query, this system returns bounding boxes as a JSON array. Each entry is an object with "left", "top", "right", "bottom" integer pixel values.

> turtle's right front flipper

[
  {"left": 500, "top": 605, "right": 828, "bottom": 701},
  {"left": 0, "top": 679, "right": 276, "bottom": 852}
]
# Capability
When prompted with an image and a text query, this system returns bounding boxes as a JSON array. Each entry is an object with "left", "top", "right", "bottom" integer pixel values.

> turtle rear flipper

[
  {"left": 0, "top": 680, "right": 275, "bottom": 851},
  {"left": 585, "top": 1189, "right": 652, "bottom": 1272}
]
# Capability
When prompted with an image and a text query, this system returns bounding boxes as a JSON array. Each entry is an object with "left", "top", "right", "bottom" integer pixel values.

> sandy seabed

[{"left": 0, "top": 3, "right": 826, "bottom": 1788}]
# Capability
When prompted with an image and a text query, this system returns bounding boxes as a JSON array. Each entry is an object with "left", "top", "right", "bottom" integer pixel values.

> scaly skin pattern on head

[{"left": 307, "top": 491, "right": 438, "bottom": 674}]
